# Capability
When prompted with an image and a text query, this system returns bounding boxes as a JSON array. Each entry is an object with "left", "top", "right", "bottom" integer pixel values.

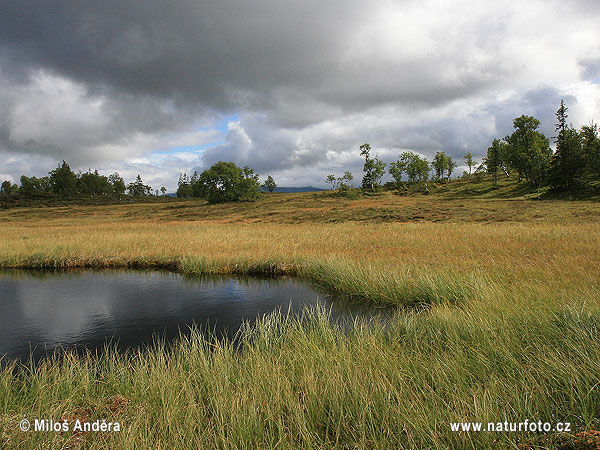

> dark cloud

[
  {"left": 579, "top": 55, "right": 600, "bottom": 82},
  {"left": 0, "top": 0, "right": 599, "bottom": 188},
  {"left": 0, "top": 0, "right": 509, "bottom": 122},
  {"left": 0, "top": 0, "right": 370, "bottom": 109},
  {"left": 487, "top": 87, "right": 578, "bottom": 142}
]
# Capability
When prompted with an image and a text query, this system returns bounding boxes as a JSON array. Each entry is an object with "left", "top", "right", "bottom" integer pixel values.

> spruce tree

[{"left": 550, "top": 100, "right": 583, "bottom": 190}]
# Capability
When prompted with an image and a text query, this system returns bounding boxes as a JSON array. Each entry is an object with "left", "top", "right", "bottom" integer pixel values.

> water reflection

[{"left": 0, "top": 269, "right": 390, "bottom": 361}]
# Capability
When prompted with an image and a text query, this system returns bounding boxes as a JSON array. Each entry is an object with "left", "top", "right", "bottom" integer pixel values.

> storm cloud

[{"left": 1, "top": 0, "right": 599, "bottom": 189}]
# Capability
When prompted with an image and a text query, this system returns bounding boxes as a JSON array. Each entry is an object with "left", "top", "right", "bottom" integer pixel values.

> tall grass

[
  {"left": 2, "top": 305, "right": 599, "bottom": 449},
  {"left": 1, "top": 220, "right": 598, "bottom": 306},
  {"left": 1, "top": 197, "right": 600, "bottom": 448}
]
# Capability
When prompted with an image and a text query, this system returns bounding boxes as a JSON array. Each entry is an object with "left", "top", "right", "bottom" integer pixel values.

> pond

[{"left": 0, "top": 269, "right": 389, "bottom": 362}]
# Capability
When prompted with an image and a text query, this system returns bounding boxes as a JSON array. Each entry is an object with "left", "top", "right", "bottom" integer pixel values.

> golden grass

[
  {"left": 1, "top": 191, "right": 600, "bottom": 449},
  {"left": 1, "top": 190, "right": 599, "bottom": 308},
  {"left": 1, "top": 217, "right": 598, "bottom": 303}
]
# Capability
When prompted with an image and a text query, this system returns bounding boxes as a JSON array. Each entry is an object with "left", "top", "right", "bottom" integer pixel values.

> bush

[{"left": 339, "top": 186, "right": 362, "bottom": 199}]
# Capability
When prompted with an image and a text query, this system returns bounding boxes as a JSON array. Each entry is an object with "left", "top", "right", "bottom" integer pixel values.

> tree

[
  {"left": 262, "top": 175, "right": 277, "bottom": 193},
  {"left": 388, "top": 159, "right": 406, "bottom": 186},
  {"left": 472, "top": 163, "right": 487, "bottom": 182},
  {"left": 446, "top": 156, "right": 457, "bottom": 180},
  {"left": 18, "top": 176, "right": 36, "bottom": 197},
  {"left": 326, "top": 172, "right": 353, "bottom": 192},
  {"left": 160, "top": 186, "right": 167, "bottom": 196},
  {"left": 196, "top": 161, "right": 260, "bottom": 203},
  {"left": 580, "top": 122, "right": 600, "bottom": 181},
  {"left": 432, "top": 152, "right": 448, "bottom": 181},
  {"left": 360, "top": 143, "right": 386, "bottom": 191},
  {"left": 108, "top": 172, "right": 126, "bottom": 197},
  {"left": 338, "top": 171, "right": 354, "bottom": 191},
  {"left": 190, "top": 171, "right": 201, "bottom": 197},
  {"left": 49, "top": 160, "right": 79, "bottom": 198},
  {"left": 504, "top": 115, "right": 552, "bottom": 186},
  {"left": 406, "top": 154, "right": 429, "bottom": 183},
  {"left": 326, "top": 174, "right": 338, "bottom": 190},
  {"left": 78, "top": 169, "right": 112, "bottom": 197},
  {"left": 177, "top": 173, "right": 193, "bottom": 198},
  {"left": 484, "top": 139, "right": 506, "bottom": 184},
  {"left": 127, "top": 175, "right": 152, "bottom": 197},
  {"left": 19, "top": 175, "right": 51, "bottom": 197},
  {"left": 240, "top": 166, "right": 261, "bottom": 200},
  {"left": 530, "top": 133, "right": 553, "bottom": 193},
  {"left": 464, "top": 152, "right": 476, "bottom": 179},
  {"left": 550, "top": 101, "right": 584, "bottom": 190},
  {"left": 1, "top": 180, "right": 17, "bottom": 197},
  {"left": 390, "top": 151, "right": 429, "bottom": 184}
]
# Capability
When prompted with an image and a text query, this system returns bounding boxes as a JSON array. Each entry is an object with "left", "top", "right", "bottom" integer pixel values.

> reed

[{"left": 2, "top": 306, "right": 599, "bottom": 449}]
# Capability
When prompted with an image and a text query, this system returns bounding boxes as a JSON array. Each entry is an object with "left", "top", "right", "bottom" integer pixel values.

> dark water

[{"left": 0, "top": 269, "right": 387, "bottom": 361}]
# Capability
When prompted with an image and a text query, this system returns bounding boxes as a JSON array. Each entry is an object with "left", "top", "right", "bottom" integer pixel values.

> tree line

[
  {"left": 0, "top": 159, "right": 276, "bottom": 204},
  {"left": 325, "top": 100, "right": 599, "bottom": 194},
  {"left": 327, "top": 144, "right": 465, "bottom": 194},
  {"left": 326, "top": 142, "right": 468, "bottom": 194},
  {"left": 484, "top": 101, "right": 600, "bottom": 191},
  {"left": 0, "top": 162, "right": 166, "bottom": 200}
]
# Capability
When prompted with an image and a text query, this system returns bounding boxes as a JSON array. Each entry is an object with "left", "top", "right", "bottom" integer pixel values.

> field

[{"left": 1, "top": 179, "right": 600, "bottom": 449}]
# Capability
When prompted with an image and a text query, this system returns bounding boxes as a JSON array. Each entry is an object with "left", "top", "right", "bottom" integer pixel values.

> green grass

[{"left": 2, "top": 306, "right": 599, "bottom": 449}]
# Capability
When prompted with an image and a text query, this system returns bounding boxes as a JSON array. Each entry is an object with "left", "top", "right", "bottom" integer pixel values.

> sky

[{"left": 1, "top": 0, "right": 599, "bottom": 190}]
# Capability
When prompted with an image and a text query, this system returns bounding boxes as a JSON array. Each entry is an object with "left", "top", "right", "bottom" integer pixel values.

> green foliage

[
  {"left": 484, "top": 138, "right": 508, "bottom": 184},
  {"left": 325, "top": 174, "right": 337, "bottom": 190},
  {"left": 339, "top": 171, "right": 354, "bottom": 189},
  {"left": 504, "top": 115, "right": 552, "bottom": 187},
  {"left": 550, "top": 127, "right": 582, "bottom": 190},
  {"left": 483, "top": 104, "right": 600, "bottom": 193},
  {"left": 196, "top": 161, "right": 260, "bottom": 203},
  {"left": 13, "top": 165, "right": 129, "bottom": 200},
  {"left": 406, "top": 154, "right": 430, "bottom": 183},
  {"left": 446, "top": 155, "right": 457, "bottom": 179},
  {"left": 550, "top": 100, "right": 584, "bottom": 191},
  {"left": 337, "top": 172, "right": 357, "bottom": 198},
  {"left": 360, "top": 143, "right": 386, "bottom": 191},
  {"left": 389, "top": 151, "right": 429, "bottom": 185},
  {"left": 127, "top": 175, "right": 152, "bottom": 197},
  {"left": 472, "top": 163, "right": 487, "bottom": 182},
  {"left": 341, "top": 187, "right": 362, "bottom": 199},
  {"left": 464, "top": 152, "right": 476, "bottom": 179},
  {"left": 433, "top": 152, "right": 449, "bottom": 181},
  {"left": 1, "top": 180, "right": 18, "bottom": 197},
  {"left": 581, "top": 122, "right": 600, "bottom": 180},
  {"left": 108, "top": 172, "right": 126, "bottom": 197},
  {"left": 78, "top": 170, "right": 112, "bottom": 197},
  {"left": 19, "top": 175, "right": 51, "bottom": 197},
  {"left": 49, "top": 160, "right": 79, "bottom": 199},
  {"left": 388, "top": 160, "right": 405, "bottom": 185},
  {"left": 262, "top": 175, "right": 277, "bottom": 193},
  {"left": 177, "top": 173, "right": 193, "bottom": 198},
  {"left": 190, "top": 171, "right": 200, "bottom": 197},
  {"left": 325, "top": 171, "right": 356, "bottom": 198},
  {"left": 3, "top": 162, "right": 162, "bottom": 203}
]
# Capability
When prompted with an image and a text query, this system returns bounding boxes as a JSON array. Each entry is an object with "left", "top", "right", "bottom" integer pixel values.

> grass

[{"left": 1, "top": 177, "right": 599, "bottom": 449}]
